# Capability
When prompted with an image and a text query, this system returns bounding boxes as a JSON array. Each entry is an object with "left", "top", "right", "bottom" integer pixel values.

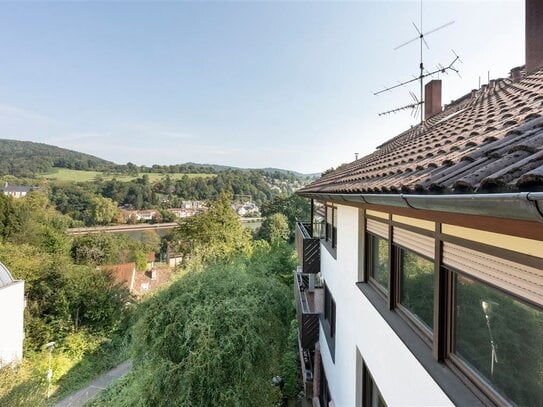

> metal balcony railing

[{"left": 295, "top": 222, "right": 320, "bottom": 274}]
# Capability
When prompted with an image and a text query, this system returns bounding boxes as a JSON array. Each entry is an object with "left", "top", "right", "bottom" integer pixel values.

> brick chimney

[
  {"left": 510, "top": 66, "right": 523, "bottom": 82},
  {"left": 526, "top": 0, "right": 543, "bottom": 73},
  {"left": 424, "top": 79, "right": 442, "bottom": 120}
]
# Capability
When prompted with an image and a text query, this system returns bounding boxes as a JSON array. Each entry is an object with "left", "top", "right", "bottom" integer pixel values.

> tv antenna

[{"left": 374, "top": 0, "right": 461, "bottom": 124}]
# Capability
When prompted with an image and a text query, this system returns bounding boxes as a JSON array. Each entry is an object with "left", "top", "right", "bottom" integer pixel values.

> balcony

[
  {"left": 295, "top": 222, "right": 320, "bottom": 274},
  {"left": 294, "top": 271, "right": 323, "bottom": 399}
]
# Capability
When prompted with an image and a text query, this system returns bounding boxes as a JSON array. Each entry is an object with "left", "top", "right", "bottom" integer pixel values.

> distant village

[{"left": 2, "top": 182, "right": 261, "bottom": 223}]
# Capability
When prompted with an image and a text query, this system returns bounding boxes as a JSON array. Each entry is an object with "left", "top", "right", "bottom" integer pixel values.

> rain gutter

[{"left": 296, "top": 192, "right": 543, "bottom": 223}]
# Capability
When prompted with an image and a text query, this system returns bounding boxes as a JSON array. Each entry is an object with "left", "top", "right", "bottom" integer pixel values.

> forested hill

[
  {"left": 0, "top": 139, "right": 113, "bottom": 177},
  {"left": 0, "top": 138, "right": 318, "bottom": 179},
  {"left": 183, "top": 162, "right": 319, "bottom": 178}
]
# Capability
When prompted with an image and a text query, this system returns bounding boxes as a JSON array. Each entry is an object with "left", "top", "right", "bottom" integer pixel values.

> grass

[
  {"left": 0, "top": 330, "right": 130, "bottom": 407},
  {"left": 40, "top": 168, "right": 215, "bottom": 183}
]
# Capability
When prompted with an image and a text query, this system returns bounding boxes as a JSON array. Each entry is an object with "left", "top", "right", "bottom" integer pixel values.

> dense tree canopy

[
  {"left": 261, "top": 194, "right": 311, "bottom": 240},
  {"left": 93, "top": 262, "right": 292, "bottom": 407},
  {"left": 257, "top": 212, "right": 290, "bottom": 244},
  {"left": 169, "top": 193, "right": 252, "bottom": 265},
  {"left": 0, "top": 192, "right": 132, "bottom": 351}
]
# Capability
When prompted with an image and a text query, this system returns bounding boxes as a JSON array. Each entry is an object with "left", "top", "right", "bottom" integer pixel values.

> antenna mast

[{"left": 374, "top": 0, "right": 460, "bottom": 124}]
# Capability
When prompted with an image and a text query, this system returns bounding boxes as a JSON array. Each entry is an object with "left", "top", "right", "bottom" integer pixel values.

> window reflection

[
  {"left": 399, "top": 249, "right": 434, "bottom": 330},
  {"left": 454, "top": 274, "right": 543, "bottom": 406}
]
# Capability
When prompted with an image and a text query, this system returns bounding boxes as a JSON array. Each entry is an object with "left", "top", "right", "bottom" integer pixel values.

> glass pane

[
  {"left": 454, "top": 274, "right": 543, "bottom": 406},
  {"left": 370, "top": 235, "right": 389, "bottom": 290},
  {"left": 400, "top": 249, "right": 434, "bottom": 329},
  {"left": 313, "top": 201, "right": 326, "bottom": 238},
  {"left": 371, "top": 381, "right": 387, "bottom": 407}
]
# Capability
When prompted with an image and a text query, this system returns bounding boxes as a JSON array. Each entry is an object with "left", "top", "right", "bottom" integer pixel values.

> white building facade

[
  {"left": 317, "top": 205, "right": 452, "bottom": 406},
  {"left": 0, "top": 262, "right": 25, "bottom": 367},
  {"left": 295, "top": 3, "right": 543, "bottom": 404}
]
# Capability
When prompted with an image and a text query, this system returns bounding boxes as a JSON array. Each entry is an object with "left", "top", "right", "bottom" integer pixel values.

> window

[
  {"left": 367, "top": 233, "right": 389, "bottom": 292},
  {"left": 320, "top": 364, "right": 332, "bottom": 406},
  {"left": 398, "top": 248, "right": 434, "bottom": 332},
  {"left": 450, "top": 272, "right": 543, "bottom": 406},
  {"left": 325, "top": 204, "right": 337, "bottom": 249},
  {"left": 362, "top": 362, "right": 387, "bottom": 407},
  {"left": 323, "top": 284, "right": 336, "bottom": 359},
  {"left": 313, "top": 200, "right": 326, "bottom": 239},
  {"left": 360, "top": 214, "right": 543, "bottom": 405}
]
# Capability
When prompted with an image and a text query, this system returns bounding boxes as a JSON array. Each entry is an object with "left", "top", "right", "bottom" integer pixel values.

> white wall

[
  {"left": 0, "top": 281, "right": 25, "bottom": 367},
  {"left": 319, "top": 204, "right": 452, "bottom": 407}
]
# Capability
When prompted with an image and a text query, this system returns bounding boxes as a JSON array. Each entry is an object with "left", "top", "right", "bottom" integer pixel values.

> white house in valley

[
  {"left": 0, "top": 262, "right": 25, "bottom": 367},
  {"left": 294, "top": 2, "right": 543, "bottom": 406}
]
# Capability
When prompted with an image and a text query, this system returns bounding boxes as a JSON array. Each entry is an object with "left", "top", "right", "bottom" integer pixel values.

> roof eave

[{"left": 296, "top": 191, "right": 543, "bottom": 223}]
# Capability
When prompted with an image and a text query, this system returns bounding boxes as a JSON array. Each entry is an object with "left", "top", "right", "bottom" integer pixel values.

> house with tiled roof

[{"left": 294, "top": 2, "right": 543, "bottom": 406}]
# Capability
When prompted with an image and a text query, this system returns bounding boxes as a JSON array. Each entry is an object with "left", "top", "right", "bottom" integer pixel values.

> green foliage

[
  {"left": 134, "top": 250, "right": 148, "bottom": 272},
  {"left": 281, "top": 319, "right": 302, "bottom": 399},
  {"left": 257, "top": 213, "right": 290, "bottom": 244},
  {"left": 0, "top": 328, "right": 131, "bottom": 407},
  {"left": 0, "top": 193, "right": 22, "bottom": 240},
  {"left": 248, "top": 240, "right": 297, "bottom": 285},
  {"left": 170, "top": 193, "right": 252, "bottom": 265},
  {"left": 261, "top": 194, "right": 311, "bottom": 239},
  {"left": 94, "top": 262, "right": 291, "bottom": 407},
  {"left": 90, "top": 196, "right": 120, "bottom": 225},
  {"left": 71, "top": 233, "right": 155, "bottom": 267},
  {"left": 0, "top": 138, "right": 113, "bottom": 177}
]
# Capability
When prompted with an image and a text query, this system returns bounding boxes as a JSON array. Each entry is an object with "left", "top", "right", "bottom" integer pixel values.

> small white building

[
  {"left": 1, "top": 182, "right": 34, "bottom": 199},
  {"left": 0, "top": 262, "right": 25, "bottom": 367}
]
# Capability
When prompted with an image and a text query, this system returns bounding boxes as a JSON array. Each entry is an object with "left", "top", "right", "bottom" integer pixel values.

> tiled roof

[{"left": 300, "top": 67, "right": 543, "bottom": 195}]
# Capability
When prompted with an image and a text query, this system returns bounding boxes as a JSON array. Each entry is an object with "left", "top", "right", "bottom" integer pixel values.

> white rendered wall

[
  {"left": 0, "top": 281, "right": 24, "bottom": 366},
  {"left": 319, "top": 204, "right": 453, "bottom": 407}
]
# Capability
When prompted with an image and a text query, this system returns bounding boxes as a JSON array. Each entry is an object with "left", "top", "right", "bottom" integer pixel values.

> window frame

[
  {"left": 322, "top": 284, "right": 336, "bottom": 361},
  {"left": 394, "top": 245, "right": 436, "bottom": 343},
  {"left": 366, "top": 232, "right": 390, "bottom": 299},
  {"left": 320, "top": 363, "right": 332, "bottom": 406},
  {"left": 444, "top": 265, "right": 542, "bottom": 406},
  {"left": 359, "top": 209, "right": 543, "bottom": 406},
  {"left": 323, "top": 203, "right": 338, "bottom": 257},
  {"left": 362, "top": 361, "right": 387, "bottom": 407}
]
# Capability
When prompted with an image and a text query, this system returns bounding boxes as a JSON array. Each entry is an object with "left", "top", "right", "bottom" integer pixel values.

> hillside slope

[{"left": 0, "top": 139, "right": 113, "bottom": 177}]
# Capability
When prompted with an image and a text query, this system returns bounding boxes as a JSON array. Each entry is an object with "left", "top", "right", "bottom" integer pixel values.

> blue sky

[{"left": 0, "top": 1, "right": 523, "bottom": 173}]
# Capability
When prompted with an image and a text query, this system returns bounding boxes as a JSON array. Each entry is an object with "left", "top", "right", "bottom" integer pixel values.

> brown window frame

[
  {"left": 323, "top": 203, "right": 337, "bottom": 257},
  {"left": 322, "top": 284, "right": 336, "bottom": 361},
  {"left": 442, "top": 265, "right": 543, "bottom": 406},
  {"left": 320, "top": 363, "right": 332, "bottom": 406},
  {"left": 361, "top": 211, "right": 543, "bottom": 405},
  {"left": 393, "top": 245, "right": 435, "bottom": 344},
  {"left": 366, "top": 232, "right": 390, "bottom": 299},
  {"left": 362, "top": 361, "right": 387, "bottom": 407}
]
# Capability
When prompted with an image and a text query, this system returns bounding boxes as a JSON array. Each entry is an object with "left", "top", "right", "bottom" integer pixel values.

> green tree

[
  {"left": 90, "top": 196, "right": 120, "bottom": 225},
  {"left": 260, "top": 194, "right": 311, "bottom": 239},
  {"left": 99, "top": 263, "right": 291, "bottom": 407},
  {"left": 170, "top": 193, "right": 251, "bottom": 265},
  {"left": 257, "top": 213, "right": 290, "bottom": 244}
]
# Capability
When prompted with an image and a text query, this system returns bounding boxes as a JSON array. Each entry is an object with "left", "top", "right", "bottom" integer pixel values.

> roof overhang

[{"left": 296, "top": 191, "right": 543, "bottom": 223}]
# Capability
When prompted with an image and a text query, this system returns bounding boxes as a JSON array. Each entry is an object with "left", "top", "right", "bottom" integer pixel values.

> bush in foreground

[{"left": 92, "top": 262, "right": 293, "bottom": 407}]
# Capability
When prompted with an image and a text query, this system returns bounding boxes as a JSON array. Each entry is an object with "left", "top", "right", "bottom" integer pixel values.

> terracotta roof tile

[{"left": 300, "top": 67, "right": 543, "bottom": 195}]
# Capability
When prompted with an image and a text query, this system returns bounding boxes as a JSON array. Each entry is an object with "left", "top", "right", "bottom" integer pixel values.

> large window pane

[
  {"left": 454, "top": 274, "right": 543, "bottom": 405},
  {"left": 399, "top": 249, "right": 434, "bottom": 330},
  {"left": 369, "top": 234, "right": 389, "bottom": 291}
]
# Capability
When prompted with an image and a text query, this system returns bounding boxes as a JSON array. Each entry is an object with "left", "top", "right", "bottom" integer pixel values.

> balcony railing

[
  {"left": 295, "top": 222, "right": 320, "bottom": 274},
  {"left": 294, "top": 272, "right": 323, "bottom": 351},
  {"left": 294, "top": 271, "right": 323, "bottom": 399}
]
